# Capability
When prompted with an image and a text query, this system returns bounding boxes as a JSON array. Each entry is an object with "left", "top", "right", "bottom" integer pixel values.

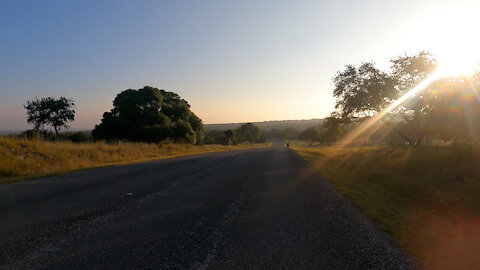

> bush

[
  {"left": 58, "top": 131, "right": 92, "bottom": 143},
  {"left": 18, "top": 129, "right": 55, "bottom": 140}
]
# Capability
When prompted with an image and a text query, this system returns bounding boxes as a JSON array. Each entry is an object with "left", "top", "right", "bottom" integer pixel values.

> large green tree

[
  {"left": 333, "top": 62, "right": 395, "bottom": 121},
  {"left": 329, "top": 51, "right": 480, "bottom": 145},
  {"left": 389, "top": 51, "right": 438, "bottom": 145},
  {"left": 92, "top": 86, "right": 204, "bottom": 143},
  {"left": 390, "top": 51, "right": 437, "bottom": 95},
  {"left": 24, "top": 97, "right": 76, "bottom": 137},
  {"left": 329, "top": 51, "right": 442, "bottom": 145}
]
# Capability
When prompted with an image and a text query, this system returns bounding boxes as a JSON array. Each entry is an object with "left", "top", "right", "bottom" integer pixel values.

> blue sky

[{"left": 1, "top": 0, "right": 479, "bottom": 131}]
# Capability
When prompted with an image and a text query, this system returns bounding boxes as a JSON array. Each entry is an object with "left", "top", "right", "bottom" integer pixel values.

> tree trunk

[
  {"left": 54, "top": 127, "right": 59, "bottom": 140},
  {"left": 393, "top": 127, "right": 413, "bottom": 146},
  {"left": 415, "top": 134, "right": 424, "bottom": 146}
]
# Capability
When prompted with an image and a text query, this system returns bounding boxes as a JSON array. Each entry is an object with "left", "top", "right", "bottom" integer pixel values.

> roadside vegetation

[
  {"left": 293, "top": 144, "right": 480, "bottom": 270},
  {"left": 0, "top": 135, "right": 268, "bottom": 185},
  {"left": 291, "top": 50, "right": 480, "bottom": 270},
  {"left": 2, "top": 86, "right": 273, "bottom": 184},
  {"left": 299, "top": 51, "right": 480, "bottom": 147}
]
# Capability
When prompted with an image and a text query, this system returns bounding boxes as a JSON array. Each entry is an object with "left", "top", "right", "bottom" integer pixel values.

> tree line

[
  {"left": 21, "top": 85, "right": 320, "bottom": 145},
  {"left": 20, "top": 86, "right": 270, "bottom": 145},
  {"left": 205, "top": 123, "right": 264, "bottom": 145},
  {"left": 205, "top": 127, "right": 308, "bottom": 145}
]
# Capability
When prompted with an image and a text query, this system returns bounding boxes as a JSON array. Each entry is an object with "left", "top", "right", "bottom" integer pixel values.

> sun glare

[
  {"left": 340, "top": 45, "right": 480, "bottom": 146},
  {"left": 438, "top": 55, "right": 479, "bottom": 77},
  {"left": 418, "top": 7, "right": 480, "bottom": 78},
  {"left": 339, "top": 71, "right": 442, "bottom": 146},
  {"left": 433, "top": 27, "right": 480, "bottom": 77}
]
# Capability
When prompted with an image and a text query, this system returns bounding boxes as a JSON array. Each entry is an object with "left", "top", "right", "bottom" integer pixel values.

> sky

[{"left": 1, "top": 0, "right": 479, "bottom": 131}]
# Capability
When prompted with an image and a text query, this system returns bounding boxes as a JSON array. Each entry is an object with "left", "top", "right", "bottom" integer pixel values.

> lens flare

[
  {"left": 339, "top": 44, "right": 480, "bottom": 146},
  {"left": 339, "top": 72, "right": 442, "bottom": 146}
]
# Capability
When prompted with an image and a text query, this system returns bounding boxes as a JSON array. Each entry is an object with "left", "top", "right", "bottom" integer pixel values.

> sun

[
  {"left": 437, "top": 55, "right": 479, "bottom": 77},
  {"left": 421, "top": 7, "right": 480, "bottom": 78},
  {"left": 435, "top": 41, "right": 480, "bottom": 77},
  {"left": 432, "top": 28, "right": 480, "bottom": 77}
]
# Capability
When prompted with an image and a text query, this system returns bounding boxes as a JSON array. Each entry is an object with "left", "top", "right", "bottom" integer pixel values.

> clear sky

[{"left": 1, "top": 0, "right": 479, "bottom": 131}]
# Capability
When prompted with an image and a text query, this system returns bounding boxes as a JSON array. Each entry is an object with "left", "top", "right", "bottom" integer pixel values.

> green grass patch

[{"left": 293, "top": 144, "right": 480, "bottom": 270}]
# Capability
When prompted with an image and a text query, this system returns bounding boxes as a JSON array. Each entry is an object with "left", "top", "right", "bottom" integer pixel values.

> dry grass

[
  {"left": 0, "top": 136, "right": 269, "bottom": 185},
  {"left": 293, "top": 144, "right": 480, "bottom": 270}
]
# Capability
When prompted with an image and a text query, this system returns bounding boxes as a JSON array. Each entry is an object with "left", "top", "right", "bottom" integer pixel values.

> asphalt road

[{"left": 0, "top": 143, "right": 413, "bottom": 269}]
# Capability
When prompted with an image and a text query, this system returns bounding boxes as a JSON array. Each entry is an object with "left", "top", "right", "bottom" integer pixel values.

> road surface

[{"left": 0, "top": 143, "right": 413, "bottom": 269}]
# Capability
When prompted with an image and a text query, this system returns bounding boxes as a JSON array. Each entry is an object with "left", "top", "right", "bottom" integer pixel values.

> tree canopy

[
  {"left": 92, "top": 86, "right": 204, "bottom": 143},
  {"left": 24, "top": 97, "right": 76, "bottom": 137},
  {"left": 333, "top": 62, "right": 395, "bottom": 120}
]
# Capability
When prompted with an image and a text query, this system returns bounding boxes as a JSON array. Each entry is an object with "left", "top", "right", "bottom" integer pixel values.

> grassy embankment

[
  {"left": 293, "top": 143, "right": 480, "bottom": 270},
  {"left": 0, "top": 136, "right": 269, "bottom": 185}
]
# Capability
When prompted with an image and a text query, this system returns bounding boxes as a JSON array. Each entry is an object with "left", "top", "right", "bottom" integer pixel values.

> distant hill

[
  {"left": 0, "top": 129, "right": 91, "bottom": 136},
  {"left": 1, "top": 120, "right": 323, "bottom": 135},
  {"left": 205, "top": 119, "right": 323, "bottom": 132},
  {"left": 0, "top": 130, "right": 22, "bottom": 135}
]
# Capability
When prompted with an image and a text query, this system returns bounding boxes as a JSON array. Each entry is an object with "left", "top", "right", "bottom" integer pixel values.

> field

[
  {"left": 293, "top": 144, "right": 480, "bottom": 270},
  {"left": 0, "top": 136, "right": 269, "bottom": 185}
]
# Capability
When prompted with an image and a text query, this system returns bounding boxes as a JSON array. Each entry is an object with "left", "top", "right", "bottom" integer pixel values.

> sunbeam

[{"left": 339, "top": 71, "right": 443, "bottom": 146}]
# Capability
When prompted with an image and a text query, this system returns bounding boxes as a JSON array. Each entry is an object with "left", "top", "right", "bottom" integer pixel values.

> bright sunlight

[
  {"left": 431, "top": 8, "right": 480, "bottom": 77},
  {"left": 438, "top": 53, "right": 480, "bottom": 77}
]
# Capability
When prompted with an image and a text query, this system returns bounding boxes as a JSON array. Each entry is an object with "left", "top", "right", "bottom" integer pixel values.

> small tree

[
  {"left": 224, "top": 129, "right": 234, "bottom": 145},
  {"left": 24, "top": 97, "right": 75, "bottom": 138}
]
